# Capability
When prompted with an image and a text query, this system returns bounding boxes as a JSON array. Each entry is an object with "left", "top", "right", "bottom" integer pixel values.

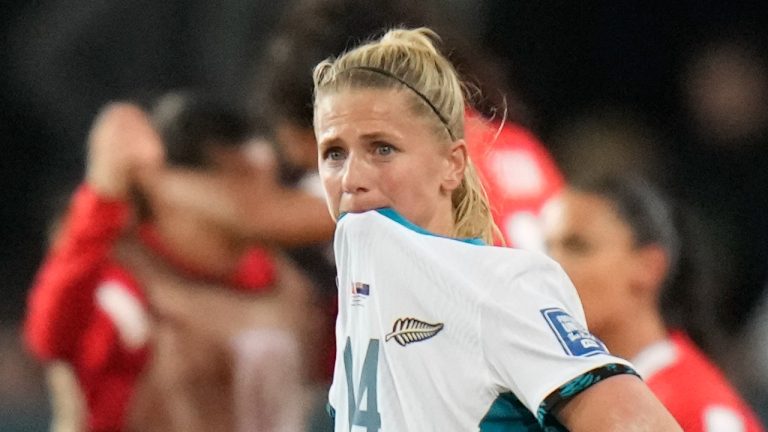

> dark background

[{"left": 1, "top": 0, "right": 767, "bottom": 426}]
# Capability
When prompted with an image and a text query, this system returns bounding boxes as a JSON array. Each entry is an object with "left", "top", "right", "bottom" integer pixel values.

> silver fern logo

[{"left": 385, "top": 318, "right": 444, "bottom": 346}]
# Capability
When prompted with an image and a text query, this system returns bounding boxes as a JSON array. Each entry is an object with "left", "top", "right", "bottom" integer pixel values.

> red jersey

[
  {"left": 465, "top": 110, "right": 563, "bottom": 249},
  {"left": 633, "top": 331, "right": 765, "bottom": 432},
  {"left": 23, "top": 184, "right": 276, "bottom": 432}
]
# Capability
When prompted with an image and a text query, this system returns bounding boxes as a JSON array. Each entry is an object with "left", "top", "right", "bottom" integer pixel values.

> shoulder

[
  {"left": 477, "top": 246, "right": 585, "bottom": 327},
  {"left": 480, "top": 247, "right": 576, "bottom": 301}
]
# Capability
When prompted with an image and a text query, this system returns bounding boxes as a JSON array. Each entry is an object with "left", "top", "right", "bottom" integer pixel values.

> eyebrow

[
  {"left": 317, "top": 136, "right": 341, "bottom": 152},
  {"left": 359, "top": 131, "right": 394, "bottom": 141},
  {"left": 318, "top": 131, "right": 394, "bottom": 149}
]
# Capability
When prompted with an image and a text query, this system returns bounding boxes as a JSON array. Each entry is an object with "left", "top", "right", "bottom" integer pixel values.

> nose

[{"left": 341, "top": 152, "right": 371, "bottom": 194}]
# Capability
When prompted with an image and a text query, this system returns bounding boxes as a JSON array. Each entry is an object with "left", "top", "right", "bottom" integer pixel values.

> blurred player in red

[
  {"left": 22, "top": 92, "right": 304, "bottom": 431},
  {"left": 464, "top": 111, "right": 562, "bottom": 247},
  {"left": 543, "top": 174, "right": 765, "bottom": 432}
]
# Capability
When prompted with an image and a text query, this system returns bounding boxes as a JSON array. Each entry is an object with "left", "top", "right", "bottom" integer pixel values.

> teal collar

[{"left": 339, "top": 208, "right": 484, "bottom": 245}]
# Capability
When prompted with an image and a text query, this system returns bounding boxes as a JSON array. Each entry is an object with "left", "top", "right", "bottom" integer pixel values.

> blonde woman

[{"left": 313, "top": 28, "right": 682, "bottom": 431}]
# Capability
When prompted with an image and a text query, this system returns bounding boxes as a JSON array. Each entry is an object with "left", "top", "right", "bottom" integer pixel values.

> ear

[
  {"left": 441, "top": 139, "right": 468, "bottom": 193},
  {"left": 631, "top": 244, "right": 670, "bottom": 300}
]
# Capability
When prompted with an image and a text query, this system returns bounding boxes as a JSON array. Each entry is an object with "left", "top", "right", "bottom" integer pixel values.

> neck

[{"left": 424, "top": 197, "right": 459, "bottom": 238}]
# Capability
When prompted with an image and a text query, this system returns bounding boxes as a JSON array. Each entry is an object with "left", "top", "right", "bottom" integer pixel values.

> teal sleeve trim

[
  {"left": 480, "top": 392, "right": 566, "bottom": 431},
  {"left": 536, "top": 363, "right": 641, "bottom": 427}
]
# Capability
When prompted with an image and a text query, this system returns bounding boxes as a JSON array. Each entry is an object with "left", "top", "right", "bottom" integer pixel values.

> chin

[{"left": 339, "top": 203, "right": 385, "bottom": 214}]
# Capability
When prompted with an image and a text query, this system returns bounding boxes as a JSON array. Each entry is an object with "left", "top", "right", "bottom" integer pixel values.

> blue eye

[
  {"left": 375, "top": 144, "right": 395, "bottom": 156},
  {"left": 324, "top": 148, "right": 345, "bottom": 161}
]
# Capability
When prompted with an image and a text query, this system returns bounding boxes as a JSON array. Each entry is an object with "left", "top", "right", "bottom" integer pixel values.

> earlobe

[{"left": 441, "top": 140, "right": 468, "bottom": 192}]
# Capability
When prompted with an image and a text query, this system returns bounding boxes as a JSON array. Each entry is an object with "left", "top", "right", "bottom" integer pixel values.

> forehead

[
  {"left": 314, "top": 89, "right": 425, "bottom": 137},
  {"left": 546, "top": 189, "right": 624, "bottom": 230}
]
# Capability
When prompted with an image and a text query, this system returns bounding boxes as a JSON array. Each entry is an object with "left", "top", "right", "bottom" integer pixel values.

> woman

[
  {"left": 542, "top": 175, "right": 765, "bottom": 431},
  {"left": 312, "top": 27, "right": 681, "bottom": 431}
]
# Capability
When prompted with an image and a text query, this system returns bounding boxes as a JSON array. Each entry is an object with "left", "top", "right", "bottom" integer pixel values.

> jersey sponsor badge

[
  {"left": 385, "top": 317, "right": 444, "bottom": 346},
  {"left": 541, "top": 308, "right": 607, "bottom": 357}
]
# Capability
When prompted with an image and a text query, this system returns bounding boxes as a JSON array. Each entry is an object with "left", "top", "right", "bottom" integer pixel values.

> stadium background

[{"left": 1, "top": 0, "right": 766, "bottom": 428}]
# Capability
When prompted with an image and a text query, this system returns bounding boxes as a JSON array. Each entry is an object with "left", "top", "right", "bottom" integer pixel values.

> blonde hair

[{"left": 313, "top": 27, "right": 499, "bottom": 243}]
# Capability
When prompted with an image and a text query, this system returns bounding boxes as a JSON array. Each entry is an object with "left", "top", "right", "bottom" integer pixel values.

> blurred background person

[
  {"left": 23, "top": 102, "right": 161, "bottom": 432},
  {"left": 23, "top": 92, "right": 317, "bottom": 431},
  {"left": 121, "top": 92, "right": 321, "bottom": 432},
  {"left": 26, "top": 185, "right": 88, "bottom": 432},
  {"left": 542, "top": 174, "right": 765, "bottom": 431},
  {"left": 45, "top": 361, "right": 86, "bottom": 432}
]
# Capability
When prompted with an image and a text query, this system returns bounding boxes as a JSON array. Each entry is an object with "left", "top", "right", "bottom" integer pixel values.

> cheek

[
  {"left": 568, "top": 267, "right": 616, "bottom": 331},
  {"left": 577, "top": 258, "right": 634, "bottom": 318},
  {"left": 320, "top": 170, "right": 341, "bottom": 201},
  {"left": 378, "top": 169, "right": 431, "bottom": 216},
  {"left": 383, "top": 160, "right": 440, "bottom": 199},
  {"left": 377, "top": 170, "right": 407, "bottom": 197},
  {"left": 566, "top": 256, "right": 618, "bottom": 303}
]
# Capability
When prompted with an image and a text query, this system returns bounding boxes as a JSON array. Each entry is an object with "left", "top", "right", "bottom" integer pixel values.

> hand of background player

[{"left": 85, "top": 103, "right": 164, "bottom": 199}]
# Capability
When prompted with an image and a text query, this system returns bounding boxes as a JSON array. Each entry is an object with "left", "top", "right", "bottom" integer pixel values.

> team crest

[
  {"left": 385, "top": 317, "right": 444, "bottom": 346},
  {"left": 541, "top": 307, "right": 607, "bottom": 357}
]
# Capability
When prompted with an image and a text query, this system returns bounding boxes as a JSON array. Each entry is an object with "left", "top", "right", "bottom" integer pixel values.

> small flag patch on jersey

[
  {"left": 385, "top": 318, "right": 444, "bottom": 346},
  {"left": 351, "top": 282, "right": 370, "bottom": 306},
  {"left": 352, "top": 282, "right": 370, "bottom": 296},
  {"left": 541, "top": 308, "right": 607, "bottom": 357}
]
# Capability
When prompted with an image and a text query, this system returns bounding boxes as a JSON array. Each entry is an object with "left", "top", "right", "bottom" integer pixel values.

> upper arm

[
  {"left": 555, "top": 374, "right": 682, "bottom": 432},
  {"left": 24, "top": 185, "right": 129, "bottom": 360},
  {"left": 480, "top": 259, "right": 625, "bottom": 411},
  {"left": 147, "top": 168, "right": 334, "bottom": 247}
]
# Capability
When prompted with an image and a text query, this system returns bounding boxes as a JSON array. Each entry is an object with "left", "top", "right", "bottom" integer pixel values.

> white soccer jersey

[{"left": 328, "top": 209, "right": 637, "bottom": 431}]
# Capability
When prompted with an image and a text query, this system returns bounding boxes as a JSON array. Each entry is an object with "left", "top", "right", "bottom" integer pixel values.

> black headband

[{"left": 345, "top": 66, "right": 455, "bottom": 140}]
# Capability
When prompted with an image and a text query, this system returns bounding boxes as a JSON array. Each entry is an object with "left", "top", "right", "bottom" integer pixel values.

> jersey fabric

[
  {"left": 633, "top": 331, "right": 765, "bottom": 432},
  {"left": 329, "top": 209, "right": 637, "bottom": 431},
  {"left": 24, "top": 184, "right": 276, "bottom": 432},
  {"left": 465, "top": 110, "right": 563, "bottom": 250}
]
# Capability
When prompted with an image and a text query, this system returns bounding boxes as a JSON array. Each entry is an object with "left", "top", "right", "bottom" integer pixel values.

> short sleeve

[{"left": 480, "top": 258, "right": 637, "bottom": 425}]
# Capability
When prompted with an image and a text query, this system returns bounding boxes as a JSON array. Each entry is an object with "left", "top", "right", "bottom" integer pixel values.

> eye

[
  {"left": 374, "top": 143, "right": 396, "bottom": 157},
  {"left": 323, "top": 147, "right": 346, "bottom": 161},
  {"left": 562, "top": 236, "right": 592, "bottom": 255}
]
